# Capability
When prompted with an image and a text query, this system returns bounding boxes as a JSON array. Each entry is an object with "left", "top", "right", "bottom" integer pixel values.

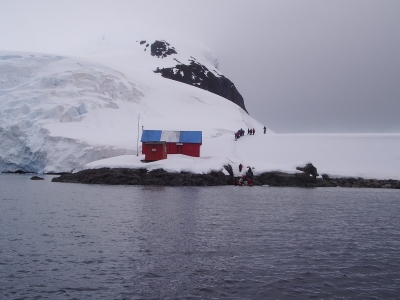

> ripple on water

[{"left": 1, "top": 177, "right": 400, "bottom": 299}]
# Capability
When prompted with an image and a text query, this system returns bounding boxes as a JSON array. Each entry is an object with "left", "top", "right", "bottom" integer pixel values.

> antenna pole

[{"left": 136, "top": 113, "right": 140, "bottom": 156}]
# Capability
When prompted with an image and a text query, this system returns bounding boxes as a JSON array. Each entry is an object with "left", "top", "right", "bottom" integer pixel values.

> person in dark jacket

[
  {"left": 252, "top": 128, "right": 255, "bottom": 135},
  {"left": 246, "top": 166, "right": 253, "bottom": 179},
  {"left": 239, "top": 163, "right": 243, "bottom": 172},
  {"left": 263, "top": 126, "right": 266, "bottom": 134}
]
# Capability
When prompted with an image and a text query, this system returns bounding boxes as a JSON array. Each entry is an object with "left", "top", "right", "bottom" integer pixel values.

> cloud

[{"left": 1, "top": 0, "right": 399, "bottom": 132}]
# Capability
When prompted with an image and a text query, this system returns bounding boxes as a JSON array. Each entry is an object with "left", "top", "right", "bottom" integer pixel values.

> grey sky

[{"left": 1, "top": 0, "right": 399, "bottom": 133}]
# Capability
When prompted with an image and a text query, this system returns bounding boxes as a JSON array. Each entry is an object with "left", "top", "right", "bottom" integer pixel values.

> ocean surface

[{"left": 1, "top": 174, "right": 400, "bottom": 299}]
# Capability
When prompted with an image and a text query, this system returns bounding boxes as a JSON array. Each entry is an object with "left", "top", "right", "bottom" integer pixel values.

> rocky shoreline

[
  {"left": 51, "top": 168, "right": 227, "bottom": 186},
  {"left": 50, "top": 166, "right": 400, "bottom": 189}
]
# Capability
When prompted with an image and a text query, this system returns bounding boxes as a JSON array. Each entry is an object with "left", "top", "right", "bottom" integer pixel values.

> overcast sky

[{"left": 1, "top": 0, "right": 399, "bottom": 133}]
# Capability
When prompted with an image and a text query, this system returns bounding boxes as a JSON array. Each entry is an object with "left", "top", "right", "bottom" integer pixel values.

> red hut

[
  {"left": 143, "top": 141, "right": 167, "bottom": 161},
  {"left": 141, "top": 130, "right": 202, "bottom": 159}
]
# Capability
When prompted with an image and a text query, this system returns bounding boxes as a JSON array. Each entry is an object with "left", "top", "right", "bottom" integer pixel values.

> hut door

[{"left": 177, "top": 145, "right": 183, "bottom": 154}]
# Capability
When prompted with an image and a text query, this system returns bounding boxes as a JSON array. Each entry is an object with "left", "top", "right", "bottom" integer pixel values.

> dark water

[{"left": 1, "top": 174, "right": 400, "bottom": 299}]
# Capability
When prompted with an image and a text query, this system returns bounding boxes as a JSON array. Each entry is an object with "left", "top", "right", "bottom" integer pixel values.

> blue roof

[
  {"left": 179, "top": 131, "right": 202, "bottom": 143},
  {"left": 141, "top": 130, "right": 162, "bottom": 142},
  {"left": 141, "top": 130, "right": 202, "bottom": 144}
]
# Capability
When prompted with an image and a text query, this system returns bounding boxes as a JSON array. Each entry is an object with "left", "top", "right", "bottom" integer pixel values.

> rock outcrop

[
  {"left": 253, "top": 171, "right": 400, "bottom": 189},
  {"left": 296, "top": 163, "right": 319, "bottom": 178},
  {"left": 145, "top": 40, "right": 248, "bottom": 112},
  {"left": 150, "top": 40, "right": 177, "bottom": 58},
  {"left": 52, "top": 168, "right": 227, "bottom": 186},
  {"left": 50, "top": 167, "right": 400, "bottom": 189}
]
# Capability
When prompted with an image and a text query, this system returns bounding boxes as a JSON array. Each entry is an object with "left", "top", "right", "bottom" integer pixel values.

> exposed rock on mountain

[
  {"left": 154, "top": 58, "right": 247, "bottom": 112},
  {"left": 150, "top": 40, "right": 177, "bottom": 58},
  {"left": 147, "top": 40, "right": 248, "bottom": 112}
]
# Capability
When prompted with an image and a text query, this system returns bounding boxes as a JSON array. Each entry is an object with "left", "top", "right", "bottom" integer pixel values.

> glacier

[{"left": 0, "top": 52, "right": 145, "bottom": 172}]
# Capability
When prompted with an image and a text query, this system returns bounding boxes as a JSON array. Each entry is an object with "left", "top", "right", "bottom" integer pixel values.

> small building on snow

[
  {"left": 142, "top": 141, "right": 167, "bottom": 161},
  {"left": 141, "top": 130, "right": 202, "bottom": 160}
]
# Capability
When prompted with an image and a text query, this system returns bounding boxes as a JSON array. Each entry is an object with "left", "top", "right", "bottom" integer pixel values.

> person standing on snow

[
  {"left": 263, "top": 126, "right": 266, "bottom": 134},
  {"left": 239, "top": 163, "right": 243, "bottom": 172},
  {"left": 246, "top": 166, "right": 254, "bottom": 179},
  {"left": 252, "top": 128, "right": 255, "bottom": 135}
]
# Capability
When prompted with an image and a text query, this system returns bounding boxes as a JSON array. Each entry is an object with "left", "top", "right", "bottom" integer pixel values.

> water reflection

[{"left": 1, "top": 174, "right": 400, "bottom": 299}]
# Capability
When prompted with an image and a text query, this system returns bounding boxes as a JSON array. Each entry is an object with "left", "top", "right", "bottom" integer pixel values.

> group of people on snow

[
  {"left": 232, "top": 125, "right": 267, "bottom": 185},
  {"left": 234, "top": 128, "right": 245, "bottom": 140},
  {"left": 234, "top": 126, "right": 267, "bottom": 140},
  {"left": 236, "top": 164, "right": 254, "bottom": 186}
]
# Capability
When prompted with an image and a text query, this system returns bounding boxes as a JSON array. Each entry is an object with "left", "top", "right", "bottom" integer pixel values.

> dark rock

[
  {"left": 15, "top": 169, "right": 27, "bottom": 174},
  {"left": 154, "top": 59, "right": 247, "bottom": 112},
  {"left": 316, "top": 176, "right": 400, "bottom": 189},
  {"left": 296, "top": 163, "right": 319, "bottom": 178},
  {"left": 44, "top": 172, "right": 72, "bottom": 175},
  {"left": 139, "top": 40, "right": 146, "bottom": 45},
  {"left": 52, "top": 168, "right": 226, "bottom": 186},
  {"left": 31, "top": 176, "right": 44, "bottom": 180},
  {"left": 321, "top": 174, "right": 330, "bottom": 181},
  {"left": 224, "top": 167, "right": 237, "bottom": 185},
  {"left": 150, "top": 40, "right": 177, "bottom": 58},
  {"left": 256, "top": 171, "right": 320, "bottom": 187},
  {"left": 224, "top": 164, "right": 233, "bottom": 177},
  {"left": 209, "top": 171, "right": 227, "bottom": 185},
  {"left": 295, "top": 173, "right": 317, "bottom": 183},
  {"left": 3, "top": 169, "right": 30, "bottom": 174},
  {"left": 50, "top": 167, "right": 400, "bottom": 189}
]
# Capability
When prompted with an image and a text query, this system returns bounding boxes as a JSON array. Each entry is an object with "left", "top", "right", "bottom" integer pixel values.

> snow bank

[{"left": 83, "top": 133, "right": 400, "bottom": 180}]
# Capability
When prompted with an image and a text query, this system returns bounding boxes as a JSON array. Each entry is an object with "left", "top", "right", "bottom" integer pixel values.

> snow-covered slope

[
  {"left": 0, "top": 41, "right": 265, "bottom": 173},
  {"left": 1, "top": 37, "right": 400, "bottom": 180},
  {"left": 85, "top": 133, "right": 400, "bottom": 180}
]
